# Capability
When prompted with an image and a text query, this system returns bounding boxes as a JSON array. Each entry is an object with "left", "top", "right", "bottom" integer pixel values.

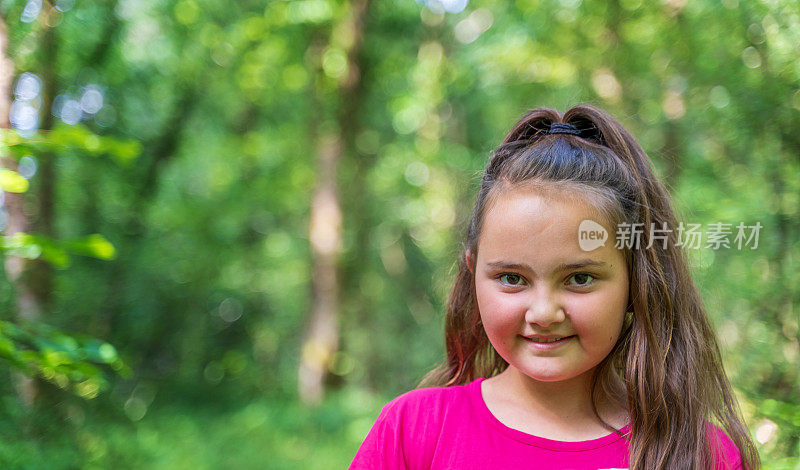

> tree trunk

[
  {"left": 1, "top": 13, "right": 40, "bottom": 409},
  {"left": 0, "top": 2, "right": 58, "bottom": 408},
  {"left": 298, "top": 0, "right": 371, "bottom": 406}
]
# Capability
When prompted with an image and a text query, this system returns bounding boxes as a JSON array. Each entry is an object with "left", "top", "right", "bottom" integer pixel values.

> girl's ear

[{"left": 465, "top": 250, "right": 475, "bottom": 274}]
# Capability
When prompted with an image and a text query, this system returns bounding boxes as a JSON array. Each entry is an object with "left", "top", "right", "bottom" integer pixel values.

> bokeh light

[
  {"left": 20, "top": 0, "right": 42, "bottom": 23},
  {"left": 421, "top": 0, "right": 468, "bottom": 15}
]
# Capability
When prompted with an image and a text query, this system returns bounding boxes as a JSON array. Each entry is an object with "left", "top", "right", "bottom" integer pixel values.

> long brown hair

[{"left": 418, "top": 104, "right": 759, "bottom": 469}]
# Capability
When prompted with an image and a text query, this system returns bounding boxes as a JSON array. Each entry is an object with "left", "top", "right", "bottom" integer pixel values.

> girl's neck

[{"left": 483, "top": 366, "right": 629, "bottom": 439}]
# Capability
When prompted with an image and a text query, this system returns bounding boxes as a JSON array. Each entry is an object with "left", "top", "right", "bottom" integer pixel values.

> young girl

[{"left": 349, "top": 105, "right": 760, "bottom": 469}]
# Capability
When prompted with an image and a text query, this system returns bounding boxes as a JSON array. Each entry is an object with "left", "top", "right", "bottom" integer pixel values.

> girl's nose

[{"left": 524, "top": 286, "right": 566, "bottom": 328}]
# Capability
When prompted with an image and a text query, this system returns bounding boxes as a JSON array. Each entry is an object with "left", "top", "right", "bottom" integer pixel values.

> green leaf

[
  {"left": 39, "top": 244, "right": 71, "bottom": 268},
  {"left": 1, "top": 126, "right": 140, "bottom": 166},
  {"left": 0, "top": 168, "right": 29, "bottom": 193},
  {"left": 2, "top": 233, "right": 116, "bottom": 265},
  {"left": 62, "top": 234, "right": 117, "bottom": 260},
  {"left": 1, "top": 233, "right": 43, "bottom": 260},
  {"left": 0, "top": 319, "right": 127, "bottom": 400},
  {"left": 46, "top": 125, "right": 141, "bottom": 165},
  {"left": 0, "top": 128, "right": 24, "bottom": 154},
  {"left": 84, "top": 340, "right": 120, "bottom": 364}
]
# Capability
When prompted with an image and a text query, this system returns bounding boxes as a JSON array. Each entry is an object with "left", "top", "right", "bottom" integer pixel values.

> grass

[{"left": 0, "top": 382, "right": 384, "bottom": 469}]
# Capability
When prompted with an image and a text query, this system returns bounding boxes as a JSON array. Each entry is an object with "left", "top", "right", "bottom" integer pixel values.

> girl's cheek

[
  {"left": 484, "top": 292, "right": 521, "bottom": 314},
  {"left": 569, "top": 311, "right": 625, "bottom": 350},
  {"left": 477, "top": 293, "right": 520, "bottom": 328},
  {"left": 492, "top": 299, "right": 528, "bottom": 335}
]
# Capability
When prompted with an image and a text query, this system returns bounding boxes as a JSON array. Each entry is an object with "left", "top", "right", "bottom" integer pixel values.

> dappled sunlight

[
  {"left": 454, "top": 8, "right": 493, "bottom": 44},
  {"left": 309, "top": 188, "right": 342, "bottom": 256}
]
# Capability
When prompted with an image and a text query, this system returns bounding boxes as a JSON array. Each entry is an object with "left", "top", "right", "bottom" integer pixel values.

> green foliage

[
  {"left": 0, "top": 319, "right": 129, "bottom": 400},
  {"left": 2, "top": 232, "right": 115, "bottom": 268},
  {"left": 0, "top": 168, "right": 28, "bottom": 193},
  {"left": 1, "top": 126, "right": 141, "bottom": 165},
  {"left": 0, "top": 77, "right": 138, "bottom": 402}
]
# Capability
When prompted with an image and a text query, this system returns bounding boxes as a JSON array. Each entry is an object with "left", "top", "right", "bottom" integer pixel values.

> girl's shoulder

[
  {"left": 350, "top": 381, "right": 479, "bottom": 469},
  {"left": 707, "top": 422, "right": 744, "bottom": 470},
  {"left": 379, "top": 380, "right": 475, "bottom": 421}
]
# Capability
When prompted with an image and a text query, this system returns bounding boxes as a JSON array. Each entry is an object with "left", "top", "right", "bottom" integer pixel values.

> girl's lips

[{"left": 521, "top": 335, "right": 576, "bottom": 350}]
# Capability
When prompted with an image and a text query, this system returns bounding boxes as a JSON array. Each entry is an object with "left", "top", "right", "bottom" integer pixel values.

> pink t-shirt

[{"left": 349, "top": 377, "right": 742, "bottom": 470}]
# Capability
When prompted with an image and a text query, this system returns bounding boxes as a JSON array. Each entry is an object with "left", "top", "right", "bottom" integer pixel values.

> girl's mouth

[{"left": 522, "top": 335, "right": 576, "bottom": 350}]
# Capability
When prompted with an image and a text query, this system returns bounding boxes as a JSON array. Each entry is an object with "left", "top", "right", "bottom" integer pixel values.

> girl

[{"left": 349, "top": 105, "right": 760, "bottom": 469}]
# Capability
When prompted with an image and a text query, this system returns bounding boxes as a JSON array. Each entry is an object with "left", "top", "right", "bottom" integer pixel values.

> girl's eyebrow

[{"left": 485, "top": 259, "right": 608, "bottom": 272}]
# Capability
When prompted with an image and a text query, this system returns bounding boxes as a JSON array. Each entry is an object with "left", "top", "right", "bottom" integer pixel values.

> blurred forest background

[{"left": 0, "top": 0, "right": 798, "bottom": 467}]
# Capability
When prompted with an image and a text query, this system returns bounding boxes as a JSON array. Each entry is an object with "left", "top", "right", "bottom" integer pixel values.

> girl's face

[{"left": 471, "top": 186, "right": 629, "bottom": 383}]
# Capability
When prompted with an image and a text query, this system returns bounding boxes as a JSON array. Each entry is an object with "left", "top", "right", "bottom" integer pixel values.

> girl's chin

[
  {"left": 512, "top": 367, "right": 575, "bottom": 383},
  {"left": 510, "top": 362, "right": 595, "bottom": 383}
]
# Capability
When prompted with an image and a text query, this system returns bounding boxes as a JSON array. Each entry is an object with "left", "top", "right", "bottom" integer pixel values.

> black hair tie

[{"left": 548, "top": 122, "right": 581, "bottom": 136}]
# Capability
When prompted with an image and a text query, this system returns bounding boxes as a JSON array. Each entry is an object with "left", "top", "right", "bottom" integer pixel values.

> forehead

[{"left": 477, "top": 186, "right": 622, "bottom": 266}]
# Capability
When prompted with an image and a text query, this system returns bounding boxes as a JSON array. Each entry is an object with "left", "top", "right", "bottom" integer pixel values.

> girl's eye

[
  {"left": 498, "top": 274, "right": 524, "bottom": 286},
  {"left": 568, "top": 273, "right": 595, "bottom": 288}
]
